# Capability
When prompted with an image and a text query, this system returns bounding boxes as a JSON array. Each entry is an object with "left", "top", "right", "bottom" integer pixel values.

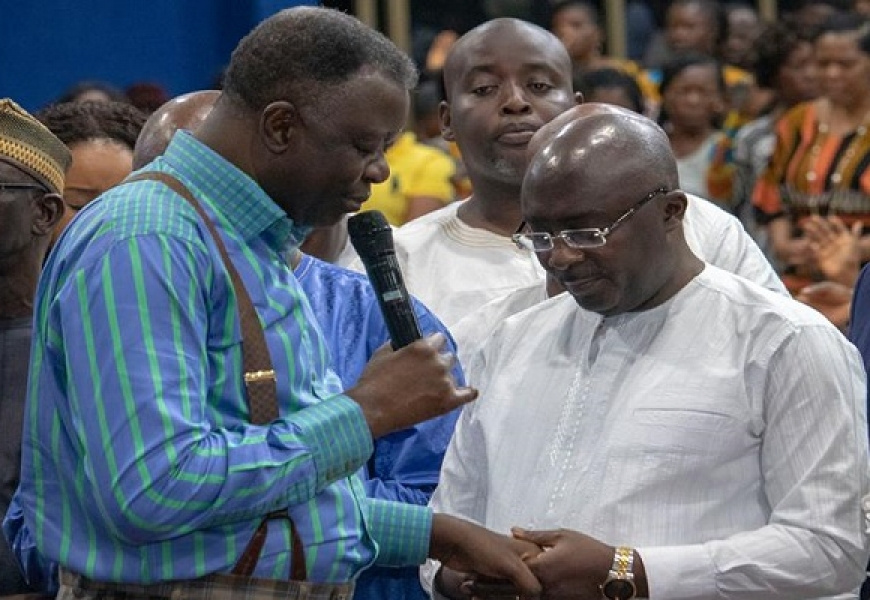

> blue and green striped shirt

[{"left": 18, "top": 132, "right": 432, "bottom": 583}]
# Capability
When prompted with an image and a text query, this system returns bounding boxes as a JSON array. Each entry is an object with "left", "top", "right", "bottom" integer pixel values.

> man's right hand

[{"left": 346, "top": 333, "right": 477, "bottom": 439}]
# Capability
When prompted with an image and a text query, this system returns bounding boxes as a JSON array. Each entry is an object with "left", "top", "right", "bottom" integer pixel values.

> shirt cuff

[
  {"left": 367, "top": 499, "right": 432, "bottom": 567},
  {"left": 293, "top": 393, "right": 373, "bottom": 490},
  {"left": 637, "top": 544, "right": 717, "bottom": 600}
]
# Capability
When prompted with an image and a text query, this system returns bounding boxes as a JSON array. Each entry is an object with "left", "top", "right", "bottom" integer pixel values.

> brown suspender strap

[
  {"left": 124, "top": 172, "right": 306, "bottom": 581},
  {"left": 126, "top": 172, "right": 278, "bottom": 424},
  {"left": 232, "top": 510, "right": 307, "bottom": 580}
]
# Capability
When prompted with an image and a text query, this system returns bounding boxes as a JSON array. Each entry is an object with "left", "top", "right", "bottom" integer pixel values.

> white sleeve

[
  {"left": 421, "top": 346, "right": 493, "bottom": 597},
  {"left": 639, "top": 325, "right": 870, "bottom": 599},
  {"left": 716, "top": 214, "right": 788, "bottom": 296},
  {"left": 684, "top": 195, "right": 787, "bottom": 296}
]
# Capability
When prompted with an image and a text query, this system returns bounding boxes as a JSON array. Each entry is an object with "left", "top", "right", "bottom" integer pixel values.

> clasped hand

[{"left": 438, "top": 527, "right": 630, "bottom": 600}]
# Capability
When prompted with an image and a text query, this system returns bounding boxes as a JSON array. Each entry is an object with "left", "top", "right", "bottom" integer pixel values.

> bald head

[
  {"left": 525, "top": 105, "right": 679, "bottom": 194},
  {"left": 132, "top": 90, "right": 220, "bottom": 169},
  {"left": 521, "top": 109, "right": 699, "bottom": 317},
  {"left": 442, "top": 18, "right": 572, "bottom": 101}
]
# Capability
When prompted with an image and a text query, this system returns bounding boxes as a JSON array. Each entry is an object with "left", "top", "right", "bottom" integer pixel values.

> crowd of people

[{"left": 2, "top": 1, "right": 870, "bottom": 600}]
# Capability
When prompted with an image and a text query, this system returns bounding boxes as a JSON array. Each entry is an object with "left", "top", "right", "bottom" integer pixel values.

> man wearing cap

[{"left": 0, "top": 98, "right": 69, "bottom": 594}]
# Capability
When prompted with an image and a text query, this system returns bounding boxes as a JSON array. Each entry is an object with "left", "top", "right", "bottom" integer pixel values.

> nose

[
  {"left": 545, "top": 238, "right": 585, "bottom": 270},
  {"left": 684, "top": 89, "right": 702, "bottom": 105},
  {"left": 499, "top": 81, "right": 531, "bottom": 115},
  {"left": 824, "top": 64, "right": 842, "bottom": 81},
  {"left": 363, "top": 152, "right": 390, "bottom": 184}
]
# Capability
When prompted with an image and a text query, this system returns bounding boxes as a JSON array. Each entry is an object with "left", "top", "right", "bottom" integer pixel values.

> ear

[
  {"left": 439, "top": 100, "right": 455, "bottom": 141},
  {"left": 662, "top": 191, "right": 688, "bottom": 231},
  {"left": 32, "top": 193, "right": 64, "bottom": 236},
  {"left": 260, "top": 100, "right": 299, "bottom": 154}
]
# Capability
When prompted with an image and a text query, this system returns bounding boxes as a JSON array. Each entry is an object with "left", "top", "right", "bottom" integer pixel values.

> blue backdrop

[{"left": 0, "top": 0, "right": 315, "bottom": 112}]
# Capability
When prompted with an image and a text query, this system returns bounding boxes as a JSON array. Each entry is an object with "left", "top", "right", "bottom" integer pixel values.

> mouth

[
  {"left": 343, "top": 196, "right": 369, "bottom": 212},
  {"left": 496, "top": 123, "right": 539, "bottom": 146},
  {"left": 560, "top": 273, "right": 605, "bottom": 293}
]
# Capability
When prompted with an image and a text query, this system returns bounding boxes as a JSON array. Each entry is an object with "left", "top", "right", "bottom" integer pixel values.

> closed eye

[
  {"left": 529, "top": 82, "right": 554, "bottom": 93},
  {"left": 470, "top": 85, "right": 497, "bottom": 97}
]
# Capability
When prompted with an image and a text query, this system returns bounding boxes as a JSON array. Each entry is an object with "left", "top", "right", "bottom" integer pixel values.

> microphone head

[{"left": 348, "top": 210, "right": 394, "bottom": 261}]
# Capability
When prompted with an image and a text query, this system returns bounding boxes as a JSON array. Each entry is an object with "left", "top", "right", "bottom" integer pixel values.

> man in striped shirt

[{"left": 13, "top": 7, "right": 541, "bottom": 600}]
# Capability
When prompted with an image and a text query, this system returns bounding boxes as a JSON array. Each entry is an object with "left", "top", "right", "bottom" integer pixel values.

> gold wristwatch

[{"left": 600, "top": 546, "right": 637, "bottom": 600}]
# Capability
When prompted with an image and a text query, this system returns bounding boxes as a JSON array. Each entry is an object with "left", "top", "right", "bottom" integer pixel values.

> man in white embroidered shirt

[{"left": 424, "top": 109, "right": 870, "bottom": 599}]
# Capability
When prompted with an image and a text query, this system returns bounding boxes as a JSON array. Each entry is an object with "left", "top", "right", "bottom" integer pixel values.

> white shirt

[
  {"left": 387, "top": 195, "right": 785, "bottom": 328},
  {"left": 425, "top": 265, "right": 869, "bottom": 600},
  {"left": 388, "top": 202, "right": 545, "bottom": 326},
  {"left": 676, "top": 133, "right": 722, "bottom": 200}
]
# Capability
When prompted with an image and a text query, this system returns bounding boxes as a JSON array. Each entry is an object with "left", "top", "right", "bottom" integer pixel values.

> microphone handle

[{"left": 364, "top": 254, "right": 422, "bottom": 349}]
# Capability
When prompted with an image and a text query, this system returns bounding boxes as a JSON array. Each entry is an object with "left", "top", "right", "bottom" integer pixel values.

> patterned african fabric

[{"left": 753, "top": 101, "right": 870, "bottom": 228}]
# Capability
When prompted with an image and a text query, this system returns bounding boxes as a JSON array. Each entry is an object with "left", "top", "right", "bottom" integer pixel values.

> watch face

[{"left": 602, "top": 579, "right": 636, "bottom": 600}]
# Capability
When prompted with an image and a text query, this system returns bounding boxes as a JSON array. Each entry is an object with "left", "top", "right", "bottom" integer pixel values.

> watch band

[
  {"left": 600, "top": 546, "right": 637, "bottom": 600},
  {"left": 611, "top": 546, "right": 634, "bottom": 581}
]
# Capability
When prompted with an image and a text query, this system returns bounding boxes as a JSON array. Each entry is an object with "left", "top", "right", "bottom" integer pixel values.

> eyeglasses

[
  {"left": 0, "top": 182, "right": 47, "bottom": 194},
  {"left": 512, "top": 187, "right": 671, "bottom": 252}
]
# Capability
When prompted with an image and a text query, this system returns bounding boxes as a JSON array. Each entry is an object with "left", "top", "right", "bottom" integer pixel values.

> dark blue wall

[{"left": 0, "top": 0, "right": 315, "bottom": 112}]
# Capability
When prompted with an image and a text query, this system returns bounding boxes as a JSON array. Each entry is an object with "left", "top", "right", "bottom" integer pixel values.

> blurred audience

[
  {"left": 37, "top": 101, "right": 146, "bottom": 243},
  {"left": 754, "top": 13, "right": 870, "bottom": 299},
  {"left": 574, "top": 67, "right": 646, "bottom": 114},
  {"left": 361, "top": 104, "right": 457, "bottom": 226},
  {"left": 643, "top": 0, "right": 754, "bottom": 122},
  {"left": 659, "top": 53, "right": 734, "bottom": 207},
  {"left": 125, "top": 82, "right": 170, "bottom": 115},
  {"left": 413, "top": 79, "right": 471, "bottom": 199},
  {"left": 733, "top": 20, "right": 818, "bottom": 255},
  {"left": 56, "top": 80, "right": 127, "bottom": 105},
  {"left": 720, "top": 2, "right": 762, "bottom": 71},
  {"left": 549, "top": 1, "right": 655, "bottom": 113}
]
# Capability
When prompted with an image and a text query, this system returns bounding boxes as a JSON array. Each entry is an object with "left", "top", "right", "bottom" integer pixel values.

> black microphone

[{"left": 348, "top": 210, "right": 422, "bottom": 349}]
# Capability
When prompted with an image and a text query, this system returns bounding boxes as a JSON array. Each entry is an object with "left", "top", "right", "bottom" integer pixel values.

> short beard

[{"left": 490, "top": 156, "right": 524, "bottom": 184}]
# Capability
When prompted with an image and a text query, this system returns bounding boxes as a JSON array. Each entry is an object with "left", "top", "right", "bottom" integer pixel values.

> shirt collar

[{"left": 160, "top": 131, "right": 310, "bottom": 250}]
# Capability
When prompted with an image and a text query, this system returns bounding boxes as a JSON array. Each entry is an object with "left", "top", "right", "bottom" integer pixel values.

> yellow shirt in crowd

[{"left": 362, "top": 132, "right": 456, "bottom": 226}]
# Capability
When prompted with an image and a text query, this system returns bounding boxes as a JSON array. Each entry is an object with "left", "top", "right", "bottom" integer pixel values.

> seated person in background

[
  {"left": 643, "top": 0, "right": 759, "bottom": 127},
  {"left": 425, "top": 105, "right": 870, "bottom": 600},
  {"left": 659, "top": 53, "right": 735, "bottom": 209},
  {"left": 753, "top": 13, "right": 870, "bottom": 299},
  {"left": 732, "top": 20, "right": 818, "bottom": 255},
  {"left": 720, "top": 2, "right": 762, "bottom": 72},
  {"left": 549, "top": 0, "right": 654, "bottom": 106},
  {"left": 574, "top": 68, "right": 645, "bottom": 114},
  {"left": 37, "top": 100, "right": 146, "bottom": 243}
]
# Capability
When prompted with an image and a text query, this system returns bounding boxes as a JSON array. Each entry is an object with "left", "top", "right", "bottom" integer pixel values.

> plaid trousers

[{"left": 58, "top": 568, "right": 354, "bottom": 600}]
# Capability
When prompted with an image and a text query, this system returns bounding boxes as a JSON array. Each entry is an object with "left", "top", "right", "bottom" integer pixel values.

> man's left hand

[
  {"left": 429, "top": 514, "right": 543, "bottom": 598},
  {"left": 507, "top": 528, "right": 648, "bottom": 599}
]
